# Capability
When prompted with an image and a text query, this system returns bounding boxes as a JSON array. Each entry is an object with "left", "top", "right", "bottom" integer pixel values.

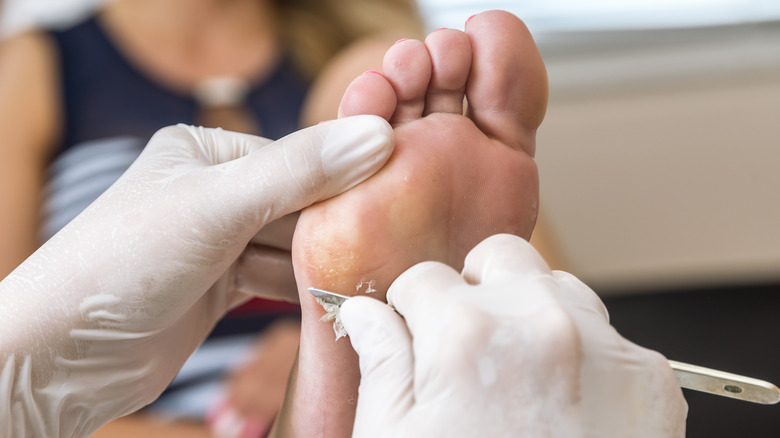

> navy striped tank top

[{"left": 42, "top": 15, "right": 308, "bottom": 241}]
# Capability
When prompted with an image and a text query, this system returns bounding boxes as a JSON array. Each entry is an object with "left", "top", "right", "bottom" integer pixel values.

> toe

[
  {"left": 423, "top": 28, "right": 471, "bottom": 116},
  {"left": 465, "top": 10, "right": 548, "bottom": 157},
  {"left": 382, "top": 38, "right": 432, "bottom": 123},
  {"left": 338, "top": 70, "right": 397, "bottom": 120}
]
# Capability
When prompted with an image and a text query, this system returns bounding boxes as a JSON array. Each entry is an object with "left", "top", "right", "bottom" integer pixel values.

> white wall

[{"left": 538, "top": 24, "right": 780, "bottom": 293}]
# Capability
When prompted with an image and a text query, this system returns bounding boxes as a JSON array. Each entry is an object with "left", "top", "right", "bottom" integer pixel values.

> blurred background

[
  {"left": 2, "top": 0, "right": 779, "bottom": 436},
  {"left": 4, "top": 0, "right": 780, "bottom": 296}
]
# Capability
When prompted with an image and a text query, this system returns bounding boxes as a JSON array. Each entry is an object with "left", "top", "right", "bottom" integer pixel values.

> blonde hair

[{"left": 275, "top": 0, "right": 425, "bottom": 80}]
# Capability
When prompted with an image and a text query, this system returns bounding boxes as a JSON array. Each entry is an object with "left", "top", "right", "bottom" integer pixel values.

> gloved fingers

[
  {"left": 249, "top": 211, "right": 298, "bottom": 250},
  {"left": 203, "top": 270, "right": 253, "bottom": 317},
  {"left": 215, "top": 115, "right": 394, "bottom": 227},
  {"left": 461, "top": 234, "right": 551, "bottom": 286},
  {"left": 234, "top": 243, "right": 297, "bottom": 303},
  {"left": 186, "top": 125, "right": 278, "bottom": 162},
  {"left": 340, "top": 296, "right": 414, "bottom": 433},
  {"left": 386, "top": 261, "right": 466, "bottom": 335},
  {"left": 550, "top": 270, "right": 609, "bottom": 323},
  {"left": 144, "top": 124, "right": 276, "bottom": 166},
  {"left": 574, "top": 328, "right": 688, "bottom": 434}
]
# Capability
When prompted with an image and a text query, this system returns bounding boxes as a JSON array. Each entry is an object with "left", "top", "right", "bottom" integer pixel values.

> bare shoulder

[
  {"left": 0, "top": 29, "right": 59, "bottom": 87},
  {"left": 0, "top": 29, "right": 61, "bottom": 154},
  {"left": 301, "top": 33, "right": 405, "bottom": 126},
  {"left": 0, "top": 30, "right": 62, "bottom": 276},
  {"left": 1, "top": 28, "right": 55, "bottom": 53}
]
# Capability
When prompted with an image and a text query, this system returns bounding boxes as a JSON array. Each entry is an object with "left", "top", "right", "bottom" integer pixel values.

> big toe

[{"left": 465, "top": 10, "right": 548, "bottom": 157}]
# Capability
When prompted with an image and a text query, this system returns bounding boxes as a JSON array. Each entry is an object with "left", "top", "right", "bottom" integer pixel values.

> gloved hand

[
  {"left": 0, "top": 115, "right": 393, "bottom": 438},
  {"left": 340, "top": 233, "right": 688, "bottom": 437}
]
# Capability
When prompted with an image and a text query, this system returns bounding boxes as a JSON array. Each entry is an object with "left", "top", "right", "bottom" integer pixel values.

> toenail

[
  {"left": 394, "top": 38, "right": 408, "bottom": 45},
  {"left": 465, "top": 14, "right": 476, "bottom": 26},
  {"left": 363, "top": 70, "right": 382, "bottom": 76},
  {"left": 433, "top": 28, "right": 447, "bottom": 32}
]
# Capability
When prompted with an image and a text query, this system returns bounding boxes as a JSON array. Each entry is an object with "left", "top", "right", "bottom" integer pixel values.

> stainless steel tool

[
  {"left": 669, "top": 360, "right": 779, "bottom": 404},
  {"left": 308, "top": 287, "right": 780, "bottom": 405},
  {"left": 309, "top": 287, "right": 350, "bottom": 306}
]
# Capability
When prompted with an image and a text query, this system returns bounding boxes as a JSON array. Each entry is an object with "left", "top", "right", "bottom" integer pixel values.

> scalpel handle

[{"left": 668, "top": 360, "right": 780, "bottom": 404}]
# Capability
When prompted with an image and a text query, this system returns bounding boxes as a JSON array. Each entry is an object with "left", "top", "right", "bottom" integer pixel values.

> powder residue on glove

[{"left": 315, "top": 295, "right": 347, "bottom": 340}]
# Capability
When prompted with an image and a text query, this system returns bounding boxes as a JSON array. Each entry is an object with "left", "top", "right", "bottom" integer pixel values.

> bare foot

[{"left": 280, "top": 10, "right": 547, "bottom": 437}]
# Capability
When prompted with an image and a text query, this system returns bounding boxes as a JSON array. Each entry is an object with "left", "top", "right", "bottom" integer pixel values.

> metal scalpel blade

[{"left": 308, "top": 287, "right": 350, "bottom": 306}]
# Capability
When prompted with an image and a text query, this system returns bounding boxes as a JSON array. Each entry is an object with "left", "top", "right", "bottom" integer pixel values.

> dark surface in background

[{"left": 603, "top": 284, "right": 780, "bottom": 438}]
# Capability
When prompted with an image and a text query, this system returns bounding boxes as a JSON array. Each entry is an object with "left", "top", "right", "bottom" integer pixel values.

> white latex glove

[
  {"left": 0, "top": 115, "right": 393, "bottom": 438},
  {"left": 340, "top": 233, "right": 687, "bottom": 437}
]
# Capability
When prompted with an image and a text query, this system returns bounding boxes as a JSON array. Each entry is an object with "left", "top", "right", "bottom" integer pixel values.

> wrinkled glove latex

[
  {"left": 0, "top": 115, "right": 393, "bottom": 438},
  {"left": 341, "top": 233, "right": 687, "bottom": 437}
]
